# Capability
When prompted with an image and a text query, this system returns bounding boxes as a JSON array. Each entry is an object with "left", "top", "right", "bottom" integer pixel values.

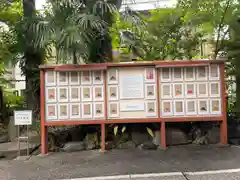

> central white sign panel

[
  {"left": 120, "top": 75, "right": 144, "bottom": 99},
  {"left": 120, "top": 102, "right": 145, "bottom": 112}
]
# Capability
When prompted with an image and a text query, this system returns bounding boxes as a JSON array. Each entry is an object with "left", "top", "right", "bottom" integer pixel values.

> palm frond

[
  {"left": 93, "top": 1, "right": 117, "bottom": 16},
  {"left": 31, "top": 20, "right": 52, "bottom": 49},
  {"left": 29, "top": 0, "right": 116, "bottom": 64},
  {"left": 120, "top": 6, "right": 145, "bottom": 27}
]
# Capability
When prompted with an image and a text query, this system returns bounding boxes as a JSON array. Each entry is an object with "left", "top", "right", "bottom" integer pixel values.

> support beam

[
  {"left": 40, "top": 70, "right": 48, "bottom": 154},
  {"left": 161, "top": 122, "right": 166, "bottom": 149},
  {"left": 101, "top": 124, "right": 106, "bottom": 152}
]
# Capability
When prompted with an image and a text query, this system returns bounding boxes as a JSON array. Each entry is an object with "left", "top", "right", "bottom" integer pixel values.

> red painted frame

[{"left": 39, "top": 60, "right": 227, "bottom": 154}]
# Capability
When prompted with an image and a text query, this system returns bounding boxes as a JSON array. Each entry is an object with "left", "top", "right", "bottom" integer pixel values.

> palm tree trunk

[
  {"left": 23, "top": 0, "right": 43, "bottom": 118},
  {"left": 73, "top": 49, "right": 78, "bottom": 64}
]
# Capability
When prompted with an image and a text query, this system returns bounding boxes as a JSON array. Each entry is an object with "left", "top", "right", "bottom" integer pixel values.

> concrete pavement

[
  {"left": 68, "top": 170, "right": 240, "bottom": 180},
  {"left": 1, "top": 145, "right": 240, "bottom": 180}
]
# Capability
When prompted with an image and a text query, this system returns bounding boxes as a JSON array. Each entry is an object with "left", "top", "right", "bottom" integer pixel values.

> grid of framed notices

[
  {"left": 45, "top": 70, "right": 105, "bottom": 121},
  {"left": 160, "top": 64, "right": 221, "bottom": 117},
  {"left": 40, "top": 60, "right": 227, "bottom": 154}
]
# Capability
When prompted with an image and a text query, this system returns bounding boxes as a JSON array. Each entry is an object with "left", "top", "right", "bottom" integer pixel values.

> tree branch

[{"left": 214, "top": 0, "right": 231, "bottom": 59}]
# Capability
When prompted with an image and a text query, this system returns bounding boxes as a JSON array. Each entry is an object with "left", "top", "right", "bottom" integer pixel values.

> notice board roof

[{"left": 39, "top": 59, "right": 225, "bottom": 71}]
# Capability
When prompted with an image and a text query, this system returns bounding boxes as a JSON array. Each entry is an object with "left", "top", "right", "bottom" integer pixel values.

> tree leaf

[
  {"left": 121, "top": 126, "right": 126, "bottom": 133},
  {"left": 146, "top": 127, "right": 154, "bottom": 137},
  {"left": 114, "top": 126, "right": 118, "bottom": 136}
]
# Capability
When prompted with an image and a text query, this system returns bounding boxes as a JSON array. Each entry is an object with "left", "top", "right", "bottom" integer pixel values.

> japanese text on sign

[{"left": 14, "top": 110, "right": 32, "bottom": 125}]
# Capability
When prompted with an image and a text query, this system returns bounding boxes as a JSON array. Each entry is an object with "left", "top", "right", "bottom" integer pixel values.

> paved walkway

[
  {"left": 0, "top": 145, "right": 240, "bottom": 180},
  {"left": 67, "top": 170, "right": 240, "bottom": 180}
]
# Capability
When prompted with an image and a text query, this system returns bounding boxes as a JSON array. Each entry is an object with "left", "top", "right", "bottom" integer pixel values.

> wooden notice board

[{"left": 39, "top": 60, "right": 228, "bottom": 154}]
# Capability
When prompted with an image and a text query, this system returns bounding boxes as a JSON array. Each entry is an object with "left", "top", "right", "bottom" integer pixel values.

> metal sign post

[{"left": 14, "top": 110, "right": 32, "bottom": 157}]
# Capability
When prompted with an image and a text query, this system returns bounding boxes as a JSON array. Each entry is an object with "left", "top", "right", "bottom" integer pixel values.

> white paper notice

[{"left": 120, "top": 75, "right": 144, "bottom": 99}]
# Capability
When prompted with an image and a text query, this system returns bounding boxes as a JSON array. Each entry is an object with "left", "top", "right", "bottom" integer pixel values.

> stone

[
  {"left": 48, "top": 132, "right": 58, "bottom": 151},
  {"left": 152, "top": 130, "right": 161, "bottom": 146},
  {"left": 192, "top": 128, "right": 202, "bottom": 140},
  {"left": 105, "top": 141, "right": 114, "bottom": 150},
  {"left": 14, "top": 156, "right": 30, "bottom": 161},
  {"left": 117, "top": 141, "right": 136, "bottom": 149},
  {"left": 0, "top": 141, "right": 39, "bottom": 158},
  {"left": 68, "top": 126, "right": 85, "bottom": 142},
  {"left": 62, "top": 142, "right": 85, "bottom": 152},
  {"left": 117, "top": 132, "right": 130, "bottom": 143},
  {"left": 193, "top": 135, "right": 209, "bottom": 145},
  {"left": 138, "top": 141, "right": 158, "bottom": 150},
  {"left": 131, "top": 132, "right": 151, "bottom": 146},
  {"left": 83, "top": 132, "right": 98, "bottom": 150},
  {"left": 19, "top": 131, "right": 40, "bottom": 144},
  {"left": 8, "top": 116, "right": 17, "bottom": 142},
  {"left": 0, "top": 133, "right": 8, "bottom": 143},
  {"left": 166, "top": 128, "right": 188, "bottom": 145},
  {"left": 206, "top": 127, "right": 220, "bottom": 144}
]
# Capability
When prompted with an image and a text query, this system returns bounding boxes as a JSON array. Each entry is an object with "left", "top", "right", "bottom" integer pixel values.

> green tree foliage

[
  {"left": 0, "top": 0, "right": 22, "bottom": 25},
  {"left": 178, "top": 0, "right": 235, "bottom": 58},
  {"left": 32, "top": 0, "right": 117, "bottom": 64},
  {"left": 0, "top": 0, "right": 23, "bottom": 64},
  {"left": 111, "top": 7, "right": 205, "bottom": 60},
  {"left": 0, "top": 0, "right": 23, "bottom": 88},
  {"left": 111, "top": 0, "right": 237, "bottom": 61},
  {"left": 87, "top": 0, "right": 122, "bottom": 63},
  {"left": 228, "top": 16, "right": 240, "bottom": 118}
]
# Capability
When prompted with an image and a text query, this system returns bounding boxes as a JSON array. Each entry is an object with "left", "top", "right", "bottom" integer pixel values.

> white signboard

[
  {"left": 120, "top": 75, "right": 144, "bottom": 99},
  {"left": 120, "top": 102, "right": 145, "bottom": 112},
  {"left": 14, "top": 110, "right": 32, "bottom": 125}
]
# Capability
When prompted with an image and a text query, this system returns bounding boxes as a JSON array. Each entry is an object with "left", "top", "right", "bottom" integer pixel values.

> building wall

[
  {"left": 13, "top": 61, "right": 26, "bottom": 95},
  {"left": 5, "top": 61, "right": 26, "bottom": 96}
]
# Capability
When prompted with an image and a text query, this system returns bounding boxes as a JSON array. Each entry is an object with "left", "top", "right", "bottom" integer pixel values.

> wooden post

[
  {"left": 101, "top": 123, "right": 105, "bottom": 152},
  {"left": 40, "top": 70, "right": 47, "bottom": 154},
  {"left": 220, "top": 64, "right": 228, "bottom": 144},
  {"left": 161, "top": 122, "right": 166, "bottom": 149},
  {"left": 156, "top": 68, "right": 163, "bottom": 147},
  {"left": 101, "top": 70, "right": 107, "bottom": 152}
]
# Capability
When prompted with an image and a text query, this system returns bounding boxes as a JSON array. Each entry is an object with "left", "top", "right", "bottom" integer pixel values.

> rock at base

[
  {"left": 166, "top": 128, "right": 188, "bottom": 145},
  {"left": 0, "top": 133, "right": 8, "bottom": 143},
  {"left": 131, "top": 132, "right": 151, "bottom": 146},
  {"left": 83, "top": 132, "right": 99, "bottom": 150},
  {"left": 206, "top": 127, "right": 220, "bottom": 144},
  {"left": 152, "top": 131, "right": 161, "bottom": 146},
  {"left": 8, "top": 116, "right": 17, "bottom": 142},
  {"left": 117, "top": 141, "right": 136, "bottom": 149},
  {"left": 62, "top": 142, "right": 85, "bottom": 152},
  {"left": 105, "top": 141, "right": 114, "bottom": 150},
  {"left": 193, "top": 135, "right": 209, "bottom": 145},
  {"left": 138, "top": 141, "right": 158, "bottom": 150},
  {"left": 68, "top": 126, "right": 85, "bottom": 142}
]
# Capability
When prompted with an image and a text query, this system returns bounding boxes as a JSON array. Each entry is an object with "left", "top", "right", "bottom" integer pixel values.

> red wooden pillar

[
  {"left": 161, "top": 122, "right": 167, "bottom": 148},
  {"left": 101, "top": 123, "right": 105, "bottom": 152},
  {"left": 101, "top": 70, "right": 107, "bottom": 152},
  {"left": 40, "top": 70, "right": 48, "bottom": 154},
  {"left": 156, "top": 68, "right": 166, "bottom": 149},
  {"left": 220, "top": 63, "right": 228, "bottom": 144}
]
